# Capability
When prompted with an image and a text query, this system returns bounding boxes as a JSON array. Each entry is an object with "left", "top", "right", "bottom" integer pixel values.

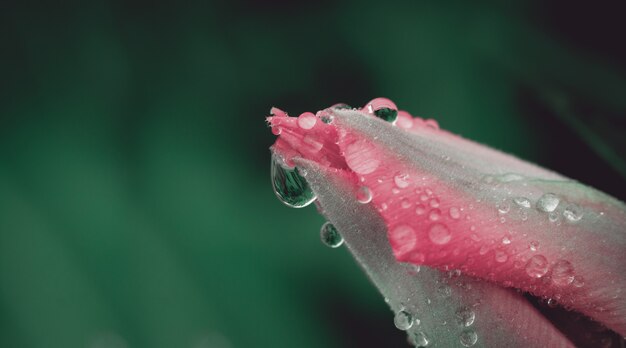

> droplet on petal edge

[
  {"left": 271, "top": 153, "right": 316, "bottom": 208},
  {"left": 320, "top": 222, "right": 344, "bottom": 248}
]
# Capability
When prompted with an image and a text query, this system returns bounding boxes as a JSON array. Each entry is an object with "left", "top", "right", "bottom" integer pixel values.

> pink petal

[{"left": 268, "top": 100, "right": 626, "bottom": 338}]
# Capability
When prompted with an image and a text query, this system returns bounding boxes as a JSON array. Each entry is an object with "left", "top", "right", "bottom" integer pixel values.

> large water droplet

[
  {"left": 429, "top": 223, "right": 451, "bottom": 245},
  {"left": 563, "top": 204, "right": 583, "bottom": 222},
  {"left": 551, "top": 260, "right": 575, "bottom": 286},
  {"left": 356, "top": 186, "right": 372, "bottom": 204},
  {"left": 537, "top": 193, "right": 560, "bottom": 212},
  {"left": 513, "top": 197, "right": 531, "bottom": 208},
  {"left": 455, "top": 307, "right": 475, "bottom": 327},
  {"left": 297, "top": 112, "right": 317, "bottom": 129},
  {"left": 394, "top": 309, "right": 414, "bottom": 330},
  {"left": 365, "top": 97, "right": 398, "bottom": 123},
  {"left": 271, "top": 153, "right": 316, "bottom": 208},
  {"left": 459, "top": 329, "right": 478, "bottom": 347},
  {"left": 413, "top": 332, "right": 430, "bottom": 347},
  {"left": 526, "top": 255, "right": 549, "bottom": 278},
  {"left": 344, "top": 140, "right": 380, "bottom": 174},
  {"left": 394, "top": 172, "right": 410, "bottom": 188},
  {"left": 390, "top": 225, "right": 418, "bottom": 256},
  {"left": 320, "top": 222, "right": 343, "bottom": 248}
]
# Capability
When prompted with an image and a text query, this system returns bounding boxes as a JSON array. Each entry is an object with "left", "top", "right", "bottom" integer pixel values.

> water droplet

[
  {"left": 502, "top": 236, "right": 511, "bottom": 245},
  {"left": 420, "top": 194, "right": 429, "bottom": 202},
  {"left": 449, "top": 207, "right": 460, "bottom": 219},
  {"left": 455, "top": 307, "right": 475, "bottom": 327},
  {"left": 497, "top": 201, "right": 511, "bottom": 214},
  {"left": 429, "top": 209, "right": 441, "bottom": 221},
  {"left": 546, "top": 298, "right": 558, "bottom": 308},
  {"left": 394, "top": 310, "right": 413, "bottom": 330},
  {"left": 513, "top": 197, "right": 531, "bottom": 208},
  {"left": 356, "top": 186, "right": 372, "bottom": 204},
  {"left": 526, "top": 255, "right": 549, "bottom": 278},
  {"left": 537, "top": 193, "right": 560, "bottom": 212},
  {"left": 394, "top": 172, "right": 410, "bottom": 188},
  {"left": 271, "top": 153, "right": 316, "bottom": 208},
  {"left": 551, "top": 260, "right": 575, "bottom": 286},
  {"left": 549, "top": 212, "right": 560, "bottom": 223},
  {"left": 344, "top": 140, "right": 380, "bottom": 174},
  {"left": 332, "top": 103, "right": 351, "bottom": 110},
  {"left": 529, "top": 241, "right": 539, "bottom": 251},
  {"left": 495, "top": 250, "right": 508, "bottom": 263},
  {"left": 401, "top": 199, "right": 412, "bottom": 209},
  {"left": 297, "top": 112, "right": 317, "bottom": 129},
  {"left": 366, "top": 97, "right": 398, "bottom": 123},
  {"left": 413, "top": 332, "right": 430, "bottom": 347},
  {"left": 429, "top": 223, "right": 451, "bottom": 245},
  {"left": 390, "top": 225, "right": 417, "bottom": 256},
  {"left": 424, "top": 119, "right": 439, "bottom": 130},
  {"left": 459, "top": 329, "right": 478, "bottom": 347},
  {"left": 429, "top": 198, "right": 440, "bottom": 208},
  {"left": 320, "top": 222, "right": 343, "bottom": 248},
  {"left": 563, "top": 204, "right": 583, "bottom": 222},
  {"left": 499, "top": 216, "right": 506, "bottom": 223},
  {"left": 415, "top": 204, "right": 426, "bottom": 215}
]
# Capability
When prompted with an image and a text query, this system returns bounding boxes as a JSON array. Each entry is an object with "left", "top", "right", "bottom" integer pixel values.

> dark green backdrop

[{"left": 1, "top": 0, "right": 625, "bottom": 347}]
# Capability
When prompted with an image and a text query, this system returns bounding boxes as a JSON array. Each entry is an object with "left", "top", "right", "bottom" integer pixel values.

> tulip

[{"left": 268, "top": 98, "right": 626, "bottom": 347}]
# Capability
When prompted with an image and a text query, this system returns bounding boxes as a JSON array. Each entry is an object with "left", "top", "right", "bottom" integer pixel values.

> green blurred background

[{"left": 1, "top": 0, "right": 625, "bottom": 347}]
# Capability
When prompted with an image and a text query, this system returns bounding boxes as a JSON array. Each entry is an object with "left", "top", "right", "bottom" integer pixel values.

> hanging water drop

[
  {"left": 394, "top": 309, "right": 414, "bottom": 330},
  {"left": 413, "top": 332, "right": 430, "bottom": 347},
  {"left": 320, "top": 222, "right": 343, "bottom": 248},
  {"left": 459, "top": 329, "right": 478, "bottom": 347},
  {"left": 271, "top": 153, "right": 316, "bottom": 208},
  {"left": 563, "top": 204, "right": 583, "bottom": 222},
  {"left": 526, "top": 255, "right": 549, "bottom": 278},
  {"left": 356, "top": 186, "right": 372, "bottom": 204},
  {"left": 537, "top": 193, "right": 560, "bottom": 212}
]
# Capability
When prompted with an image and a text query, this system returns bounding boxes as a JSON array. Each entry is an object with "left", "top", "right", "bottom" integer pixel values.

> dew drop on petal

[
  {"left": 394, "top": 172, "right": 411, "bottom": 188},
  {"left": 513, "top": 197, "right": 531, "bottom": 208},
  {"left": 344, "top": 140, "right": 381, "bottom": 174},
  {"left": 529, "top": 241, "right": 539, "bottom": 251},
  {"left": 271, "top": 153, "right": 317, "bottom": 208},
  {"left": 449, "top": 207, "right": 461, "bottom": 219},
  {"left": 459, "top": 329, "right": 478, "bottom": 347},
  {"left": 320, "top": 222, "right": 343, "bottom": 248},
  {"left": 537, "top": 193, "right": 560, "bottom": 212},
  {"left": 394, "top": 309, "right": 413, "bottom": 330},
  {"left": 390, "top": 225, "right": 418, "bottom": 256},
  {"left": 563, "top": 204, "right": 583, "bottom": 222},
  {"left": 455, "top": 307, "right": 475, "bottom": 327},
  {"left": 549, "top": 212, "right": 560, "bottom": 223},
  {"left": 526, "top": 255, "right": 549, "bottom": 278},
  {"left": 495, "top": 250, "right": 508, "bottom": 263},
  {"left": 297, "top": 112, "right": 317, "bottom": 129},
  {"left": 429, "top": 198, "right": 440, "bottom": 208},
  {"left": 415, "top": 204, "right": 426, "bottom": 215},
  {"left": 401, "top": 199, "right": 412, "bottom": 209},
  {"left": 356, "top": 186, "right": 372, "bottom": 204},
  {"left": 551, "top": 260, "right": 575, "bottom": 286},
  {"left": 366, "top": 97, "right": 398, "bottom": 123},
  {"left": 429, "top": 223, "right": 451, "bottom": 245},
  {"left": 429, "top": 209, "right": 441, "bottom": 221},
  {"left": 497, "top": 200, "right": 511, "bottom": 214},
  {"left": 573, "top": 276, "right": 585, "bottom": 288},
  {"left": 501, "top": 236, "right": 511, "bottom": 245}
]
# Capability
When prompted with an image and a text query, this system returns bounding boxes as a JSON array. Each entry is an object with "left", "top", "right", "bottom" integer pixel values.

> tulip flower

[{"left": 267, "top": 98, "right": 626, "bottom": 347}]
